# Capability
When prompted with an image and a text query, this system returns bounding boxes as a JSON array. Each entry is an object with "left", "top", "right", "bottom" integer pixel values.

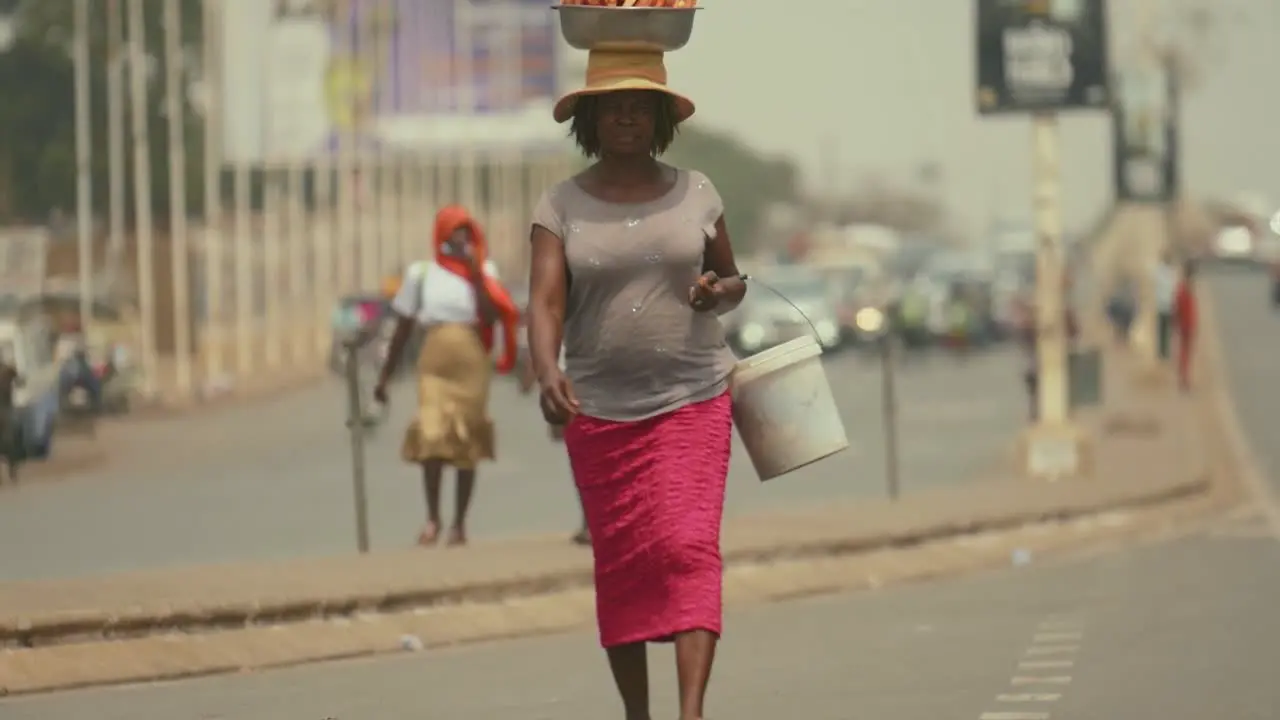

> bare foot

[
  {"left": 417, "top": 522, "right": 441, "bottom": 547},
  {"left": 446, "top": 526, "right": 467, "bottom": 547}
]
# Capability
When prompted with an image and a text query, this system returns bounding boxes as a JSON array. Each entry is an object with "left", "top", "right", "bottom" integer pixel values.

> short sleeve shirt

[
  {"left": 390, "top": 258, "right": 499, "bottom": 325},
  {"left": 531, "top": 168, "right": 735, "bottom": 421}
]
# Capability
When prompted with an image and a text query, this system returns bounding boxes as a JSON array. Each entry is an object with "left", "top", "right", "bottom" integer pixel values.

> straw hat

[{"left": 553, "top": 49, "right": 695, "bottom": 124}]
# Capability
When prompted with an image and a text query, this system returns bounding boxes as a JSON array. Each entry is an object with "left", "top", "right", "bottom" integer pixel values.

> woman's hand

[
  {"left": 373, "top": 379, "right": 389, "bottom": 405},
  {"left": 688, "top": 271, "right": 721, "bottom": 312},
  {"left": 537, "top": 370, "right": 579, "bottom": 425}
]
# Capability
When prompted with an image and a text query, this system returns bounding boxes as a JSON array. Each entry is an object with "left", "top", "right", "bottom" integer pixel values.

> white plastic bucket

[{"left": 731, "top": 335, "right": 849, "bottom": 482}]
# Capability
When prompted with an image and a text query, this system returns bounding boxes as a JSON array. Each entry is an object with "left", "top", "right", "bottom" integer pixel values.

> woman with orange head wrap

[{"left": 374, "top": 206, "right": 520, "bottom": 546}]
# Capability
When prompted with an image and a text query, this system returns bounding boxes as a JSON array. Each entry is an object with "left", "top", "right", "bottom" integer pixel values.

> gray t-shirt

[{"left": 531, "top": 168, "right": 736, "bottom": 421}]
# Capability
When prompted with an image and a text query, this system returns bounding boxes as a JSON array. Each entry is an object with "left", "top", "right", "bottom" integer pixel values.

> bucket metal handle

[{"left": 738, "top": 274, "right": 825, "bottom": 345}]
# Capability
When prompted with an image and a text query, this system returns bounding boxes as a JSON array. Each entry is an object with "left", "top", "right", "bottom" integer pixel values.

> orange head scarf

[{"left": 434, "top": 205, "right": 520, "bottom": 374}]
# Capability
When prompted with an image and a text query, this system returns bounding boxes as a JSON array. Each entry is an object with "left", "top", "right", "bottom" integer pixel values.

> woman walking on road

[
  {"left": 374, "top": 206, "right": 521, "bottom": 547},
  {"left": 526, "top": 49, "right": 746, "bottom": 720}
]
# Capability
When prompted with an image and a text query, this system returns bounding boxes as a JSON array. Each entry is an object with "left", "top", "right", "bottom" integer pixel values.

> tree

[
  {"left": 664, "top": 124, "right": 800, "bottom": 253},
  {"left": 0, "top": 0, "right": 205, "bottom": 224},
  {"left": 0, "top": 34, "right": 73, "bottom": 220}
]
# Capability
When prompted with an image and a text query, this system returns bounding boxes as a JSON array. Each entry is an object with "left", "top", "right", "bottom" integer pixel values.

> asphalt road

[
  {"left": 0, "top": 345, "right": 1030, "bottom": 581},
  {"left": 2, "top": 518, "right": 1273, "bottom": 719},
  {"left": 1205, "top": 265, "right": 1280, "bottom": 500}
]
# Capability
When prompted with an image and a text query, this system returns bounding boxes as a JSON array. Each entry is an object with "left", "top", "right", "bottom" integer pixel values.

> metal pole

[
  {"left": 1031, "top": 113, "right": 1068, "bottom": 425},
  {"left": 336, "top": 101, "right": 355, "bottom": 295},
  {"left": 344, "top": 342, "right": 371, "bottom": 553},
  {"left": 127, "top": 0, "right": 158, "bottom": 398},
  {"left": 1129, "top": 0, "right": 1160, "bottom": 363},
  {"left": 314, "top": 154, "right": 334, "bottom": 355},
  {"left": 397, "top": 157, "right": 413, "bottom": 268},
  {"left": 164, "top": 0, "right": 193, "bottom": 399},
  {"left": 455, "top": 0, "right": 477, "bottom": 211},
  {"left": 106, "top": 0, "right": 126, "bottom": 289},
  {"left": 880, "top": 333, "right": 900, "bottom": 500},
  {"left": 287, "top": 161, "right": 307, "bottom": 363},
  {"left": 262, "top": 166, "right": 282, "bottom": 369},
  {"left": 73, "top": 0, "right": 93, "bottom": 332},
  {"left": 354, "top": 7, "right": 377, "bottom": 292},
  {"left": 232, "top": 159, "right": 252, "bottom": 375},
  {"left": 202, "top": 0, "right": 225, "bottom": 384}
]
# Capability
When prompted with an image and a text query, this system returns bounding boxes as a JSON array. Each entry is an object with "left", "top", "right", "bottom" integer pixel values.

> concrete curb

[
  {"left": 0, "top": 471, "right": 1214, "bottom": 697},
  {"left": 0, "top": 470, "right": 1209, "bottom": 649}
]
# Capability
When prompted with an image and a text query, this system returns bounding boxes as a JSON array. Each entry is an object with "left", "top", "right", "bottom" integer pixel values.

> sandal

[
  {"left": 446, "top": 526, "right": 467, "bottom": 547},
  {"left": 417, "top": 522, "right": 441, "bottom": 547}
]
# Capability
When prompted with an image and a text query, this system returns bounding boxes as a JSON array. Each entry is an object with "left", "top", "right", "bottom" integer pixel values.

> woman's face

[
  {"left": 443, "top": 226, "right": 474, "bottom": 256},
  {"left": 595, "top": 91, "right": 658, "bottom": 156}
]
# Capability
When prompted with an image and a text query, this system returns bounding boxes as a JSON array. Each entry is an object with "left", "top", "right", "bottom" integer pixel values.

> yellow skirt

[{"left": 400, "top": 323, "right": 494, "bottom": 470}]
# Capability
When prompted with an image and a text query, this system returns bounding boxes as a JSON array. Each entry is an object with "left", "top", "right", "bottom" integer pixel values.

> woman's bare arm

[
  {"left": 702, "top": 215, "right": 747, "bottom": 314},
  {"left": 528, "top": 225, "right": 568, "bottom": 382},
  {"left": 375, "top": 316, "right": 415, "bottom": 387}
]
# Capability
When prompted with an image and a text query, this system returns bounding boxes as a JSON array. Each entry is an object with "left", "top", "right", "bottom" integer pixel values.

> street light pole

[
  {"left": 1031, "top": 114, "right": 1068, "bottom": 427},
  {"left": 1129, "top": 0, "right": 1162, "bottom": 369},
  {"left": 164, "top": 0, "right": 192, "bottom": 399},
  {"left": 1021, "top": 111, "right": 1088, "bottom": 482},
  {"left": 106, "top": 0, "right": 126, "bottom": 291},
  {"left": 73, "top": 0, "right": 93, "bottom": 333},
  {"left": 126, "top": 0, "right": 158, "bottom": 399},
  {"left": 202, "top": 0, "right": 225, "bottom": 384}
]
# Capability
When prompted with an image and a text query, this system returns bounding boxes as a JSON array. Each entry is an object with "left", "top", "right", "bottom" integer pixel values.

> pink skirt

[{"left": 564, "top": 391, "right": 732, "bottom": 648}]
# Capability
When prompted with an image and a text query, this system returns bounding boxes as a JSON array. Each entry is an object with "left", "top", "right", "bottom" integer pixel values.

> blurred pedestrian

[
  {"left": 1174, "top": 259, "right": 1198, "bottom": 391},
  {"left": 526, "top": 51, "right": 746, "bottom": 720},
  {"left": 373, "top": 206, "right": 521, "bottom": 547},
  {"left": 1153, "top": 251, "right": 1177, "bottom": 360},
  {"left": 1106, "top": 276, "right": 1137, "bottom": 344}
]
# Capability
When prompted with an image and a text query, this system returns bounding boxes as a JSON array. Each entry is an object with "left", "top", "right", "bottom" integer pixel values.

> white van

[{"left": 0, "top": 309, "right": 60, "bottom": 459}]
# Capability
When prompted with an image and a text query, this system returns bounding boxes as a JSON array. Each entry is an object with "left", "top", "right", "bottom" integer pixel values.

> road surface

[
  {"left": 2, "top": 516, "right": 1273, "bottom": 719},
  {"left": 1206, "top": 265, "right": 1280, "bottom": 505},
  {"left": 0, "top": 346, "right": 1030, "bottom": 581}
]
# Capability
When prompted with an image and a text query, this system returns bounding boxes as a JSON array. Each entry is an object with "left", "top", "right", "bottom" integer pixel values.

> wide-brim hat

[{"left": 552, "top": 48, "right": 695, "bottom": 124}]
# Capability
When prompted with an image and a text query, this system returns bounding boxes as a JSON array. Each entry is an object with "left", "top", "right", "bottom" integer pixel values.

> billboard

[
  {"left": 221, "top": 0, "right": 565, "bottom": 163},
  {"left": 974, "top": 0, "right": 1109, "bottom": 115},
  {"left": 1111, "top": 67, "right": 1180, "bottom": 203}
]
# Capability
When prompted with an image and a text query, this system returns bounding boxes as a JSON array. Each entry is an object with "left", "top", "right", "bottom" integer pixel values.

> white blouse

[{"left": 390, "top": 259, "right": 499, "bottom": 324}]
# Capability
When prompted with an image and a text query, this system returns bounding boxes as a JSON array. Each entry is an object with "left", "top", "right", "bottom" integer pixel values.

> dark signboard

[
  {"left": 975, "top": 0, "right": 1110, "bottom": 114},
  {"left": 1111, "top": 67, "right": 1180, "bottom": 202}
]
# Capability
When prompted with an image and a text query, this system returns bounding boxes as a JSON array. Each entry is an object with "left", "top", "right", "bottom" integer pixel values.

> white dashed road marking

[
  {"left": 1010, "top": 676, "right": 1072, "bottom": 685},
  {"left": 979, "top": 617, "right": 1083, "bottom": 719},
  {"left": 1023, "top": 644, "right": 1079, "bottom": 655},
  {"left": 1032, "top": 632, "right": 1081, "bottom": 642},
  {"left": 1018, "top": 660, "right": 1074, "bottom": 669}
]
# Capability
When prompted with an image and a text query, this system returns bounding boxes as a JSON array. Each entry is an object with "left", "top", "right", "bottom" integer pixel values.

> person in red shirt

[{"left": 1173, "top": 260, "right": 1198, "bottom": 391}]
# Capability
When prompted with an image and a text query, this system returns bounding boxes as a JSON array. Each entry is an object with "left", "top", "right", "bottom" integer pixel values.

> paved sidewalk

[{"left": 0, "top": 346, "right": 1204, "bottom": 646}]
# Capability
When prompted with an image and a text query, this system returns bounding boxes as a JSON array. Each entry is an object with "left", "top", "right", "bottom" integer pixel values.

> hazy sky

[{"left": 572, "top": 0, "right": 1280, "bottom": 235}]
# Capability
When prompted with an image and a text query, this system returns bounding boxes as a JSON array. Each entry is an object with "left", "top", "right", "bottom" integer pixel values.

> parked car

[{"left": 731, "top": 267, "right": 843, "bottom": 356}]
